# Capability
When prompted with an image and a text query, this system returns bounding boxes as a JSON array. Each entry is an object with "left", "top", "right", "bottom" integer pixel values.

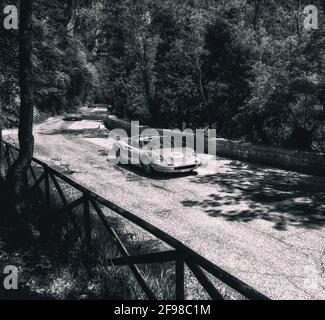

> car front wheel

[
  {"left": 115, "top": 147, "right": 121, "bottom": 164},
  {"left": 141, "top": 162, "right": 153, "bottom": 175}
]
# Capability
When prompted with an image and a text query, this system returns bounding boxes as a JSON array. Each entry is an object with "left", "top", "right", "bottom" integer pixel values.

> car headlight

[{"left": 156, "top": 155, "right": 164, "bottom": 163}]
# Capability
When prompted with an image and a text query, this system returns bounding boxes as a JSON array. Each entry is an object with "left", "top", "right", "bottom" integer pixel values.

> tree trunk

[
  {"left": 253, "top": 0, "right": 261, "bottom": 31},
  {"left": 141, "top": 38, "right": 156, "bottom": 123},
  {"left": 0, "top": 96, "right": 6, "bottom": 227},
  {"left": 195, "top": 55, "right": 208, "bottom": 109},
  {"left": 0, "top": 97, "right": 5, "bottom": 181},
  {"left": 7, "top": 0, "right": 34, "bottom": 216},
  {"left": 296, "top": 0, "right": 302, "bottom": 38}
]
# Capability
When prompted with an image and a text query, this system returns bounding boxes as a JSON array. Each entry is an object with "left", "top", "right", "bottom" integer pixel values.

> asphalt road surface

[{"left": 4, "top": 108, "right": 325, "bottom": 300}]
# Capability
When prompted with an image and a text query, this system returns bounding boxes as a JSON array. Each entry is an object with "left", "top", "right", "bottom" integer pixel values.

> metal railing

[{"left": 3, "top": 141, "right": 270, "bottom": 300}]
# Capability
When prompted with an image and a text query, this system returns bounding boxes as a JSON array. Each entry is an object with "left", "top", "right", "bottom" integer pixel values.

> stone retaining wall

[{"left": 207, "top": 138, "right": 325, "bottom": 176}]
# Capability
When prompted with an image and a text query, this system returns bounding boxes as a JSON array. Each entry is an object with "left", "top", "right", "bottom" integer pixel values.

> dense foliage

[
  {"left": 0, "top": 0, "right": 19, "bottom": 127},
  {"left": 1, "top": 0, "right": 324, "bottom": 150}
]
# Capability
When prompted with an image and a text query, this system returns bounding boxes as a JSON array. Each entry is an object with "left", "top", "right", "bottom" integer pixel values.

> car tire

[
  {"left": 115, "top": 147, "right": 121, "bottom": 164},
  {"left": 141, "top": 162, "right": 153, "bottom": 175}
]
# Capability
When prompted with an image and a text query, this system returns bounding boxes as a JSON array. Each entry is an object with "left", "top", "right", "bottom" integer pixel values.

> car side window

[{"left": 140, "top": 139, "right": 150, "bottom": 149}]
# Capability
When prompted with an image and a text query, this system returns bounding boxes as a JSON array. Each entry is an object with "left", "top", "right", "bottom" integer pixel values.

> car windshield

[{"left": 140, "top": 137, "right": 178, "bottom": 149}]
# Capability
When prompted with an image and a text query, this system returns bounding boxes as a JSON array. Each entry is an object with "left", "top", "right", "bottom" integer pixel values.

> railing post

[
  {"left": 176, "top": 258, "right": 185, "bottom": 300},
  {"left": 83, "top": 195, "right": 92, "bottom": 252}
]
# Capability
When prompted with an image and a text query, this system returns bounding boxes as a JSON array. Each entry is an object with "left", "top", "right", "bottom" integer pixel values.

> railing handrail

[{"left": 4, "top": 141, "right": 270, "bottom": 300}]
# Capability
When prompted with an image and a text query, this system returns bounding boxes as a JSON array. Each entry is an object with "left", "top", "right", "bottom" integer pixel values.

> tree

[{"left": 7, "top": 0, "right": 34, "bottom": 217}]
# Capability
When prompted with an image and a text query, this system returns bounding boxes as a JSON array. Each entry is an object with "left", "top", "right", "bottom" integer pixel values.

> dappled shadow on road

[{"left": 182, "top": 161, "right": 325, "bottom": 231}]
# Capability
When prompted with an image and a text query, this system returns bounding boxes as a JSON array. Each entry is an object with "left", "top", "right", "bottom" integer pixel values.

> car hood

[{"left": 151, "top": 148, "right": 195, "bottom": 161}]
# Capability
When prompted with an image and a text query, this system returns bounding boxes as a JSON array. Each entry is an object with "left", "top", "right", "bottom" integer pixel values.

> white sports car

[{"left": 109, "top": 135, "right": 202, "bottom": 174}]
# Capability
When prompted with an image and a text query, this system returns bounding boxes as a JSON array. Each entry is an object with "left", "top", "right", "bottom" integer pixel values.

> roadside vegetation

[{"left": 1, "top": 0, "right": 325, "bottom": 151}]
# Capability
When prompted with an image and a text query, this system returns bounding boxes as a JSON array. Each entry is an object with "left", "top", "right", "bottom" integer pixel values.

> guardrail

[{"left": 3, "top": 141, "right": 270, "bottom": 300}]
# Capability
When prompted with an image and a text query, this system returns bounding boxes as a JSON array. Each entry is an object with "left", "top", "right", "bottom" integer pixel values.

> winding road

[{"left": 4, "top": 107, "right": 325, "bottom": 300}]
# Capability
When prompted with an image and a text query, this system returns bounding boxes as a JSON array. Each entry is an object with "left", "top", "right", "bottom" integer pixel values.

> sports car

[
  {"left": 109, "top": 135, "right": 202, "bottom": 174},
  {"left": 63, "top": 112, "right": 83, "bottom": 121}
]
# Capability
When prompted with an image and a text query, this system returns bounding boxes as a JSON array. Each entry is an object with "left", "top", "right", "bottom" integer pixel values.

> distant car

[
  {"left": 109, "top": 135, "right": 202, "bottom": 174},
  {"left": 88, "top": 103, "right": 112, "bottom": 110},
  {"left": 63, "top": 112, "right": 83, "bottom": 121}
]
